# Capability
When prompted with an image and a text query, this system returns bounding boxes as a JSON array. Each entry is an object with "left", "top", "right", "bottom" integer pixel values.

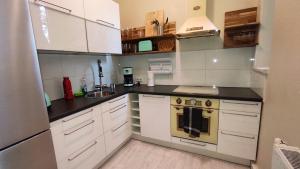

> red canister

[{"left": 63, "top": 77, "right": 74, "bottom": 100}]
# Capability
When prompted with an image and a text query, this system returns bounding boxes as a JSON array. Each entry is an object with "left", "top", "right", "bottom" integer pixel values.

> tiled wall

[
  {"left": 38, "top": 54, "right": 119, "bottom": 100},
  {"left": 118, "top": 47, "right": 255, "bottom": 87}
]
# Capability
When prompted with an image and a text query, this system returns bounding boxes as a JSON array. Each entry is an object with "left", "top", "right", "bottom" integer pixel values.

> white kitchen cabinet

[
  {"left": 29, "top": 3, "right": 88, "bottom": 52},
  {"left": 101, "top": 94, "right": 131, "bottom": 154},
  {"left": 30, "top": 0, "right": 85, "bottom": 18},
  {"left": 139, "top": 94, "right": 171, "bottom": 142},
  {"left": 218, "top": 130, "right": 258, "bottom": 160},
  {"left": 86, "top": 20, "right": 122, "bottom": 54},
  {"left": 218, "top": 99, "right": 261, "bottom": 160},
  {"left": 84, "top": 0, "right": 120, "bottom": 29},
  {"left": 50, "top": 105, "right": 104, "bottom": 169}
]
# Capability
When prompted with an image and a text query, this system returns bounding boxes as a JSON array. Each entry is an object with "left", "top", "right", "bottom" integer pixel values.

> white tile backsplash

[
  {"left": 118, "top": 47, "right": 256, "bottom": 87},
  {"left": 39, "top": 54, "right": 119, "bottom": 100}
]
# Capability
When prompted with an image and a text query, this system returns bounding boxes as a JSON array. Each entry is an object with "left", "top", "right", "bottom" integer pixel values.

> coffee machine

[{"left": 123, "top": 67, "right": 134, "bottom": 87}]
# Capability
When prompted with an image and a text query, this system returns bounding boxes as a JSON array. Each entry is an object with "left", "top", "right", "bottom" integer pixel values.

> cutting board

[{"left": 145, "top": 10, "right": 164, "bottom": 37}]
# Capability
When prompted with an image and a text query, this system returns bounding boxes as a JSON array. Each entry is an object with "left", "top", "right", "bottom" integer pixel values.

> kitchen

[{"left": 0, "top": 0, "right": 300, "bottom": 169}]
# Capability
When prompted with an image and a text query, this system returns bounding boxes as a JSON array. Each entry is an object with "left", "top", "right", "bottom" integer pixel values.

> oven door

[{"left": 170, "top": 106, "right": 219, "bottom": 144}]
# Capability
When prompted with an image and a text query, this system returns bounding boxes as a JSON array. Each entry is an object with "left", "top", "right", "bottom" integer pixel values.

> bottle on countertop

[
  {"left": 63, "top": 77, "right": 74, "bottom": 100},
  {"left": 81, "top": 76, "right": 88, "bottom": 95}
]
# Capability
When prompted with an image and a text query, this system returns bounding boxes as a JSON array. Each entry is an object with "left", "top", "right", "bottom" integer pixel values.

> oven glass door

[{"left": 170, "top": 106, "right": 219, "bottom": 144}]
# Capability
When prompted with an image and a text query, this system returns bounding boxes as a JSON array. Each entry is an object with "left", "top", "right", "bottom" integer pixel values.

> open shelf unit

[{"left": 129, "top": 93, "right": 141, "bottom": 135}]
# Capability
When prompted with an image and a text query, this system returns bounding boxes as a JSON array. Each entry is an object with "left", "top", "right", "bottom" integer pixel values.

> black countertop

[{"left": 48, "top": 85, "right": 262, "bottom": 122}]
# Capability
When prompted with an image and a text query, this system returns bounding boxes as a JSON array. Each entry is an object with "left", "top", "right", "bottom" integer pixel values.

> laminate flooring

[{"left": 100, "top": 140, "right": 250, "bottom": 169}]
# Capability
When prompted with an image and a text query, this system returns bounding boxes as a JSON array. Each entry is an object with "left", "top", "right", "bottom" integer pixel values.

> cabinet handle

[
  {"left": 108, "top": 96, "right": 126, "bottom": 104},
  {"left": 62, "top": 109, "right": 93, "bottom": 122},
  {"left": 180, "top": 139, "right": 207, "bottom": 147},
  {"left": 222, "top": 100, "right": 259, "bottom": 106},
  {"left": 143, "top": 95, "right": 166, "bottom": 99},
  {"left": 68, "top": 141, "right": 97, "bottom": 161},
  {"left": 112, "top": 121, "right": 128, "bottom": 133},
  {"left": 221, "top": 131, "right": 256, "bottom": 140},
  {"left": 96, "top": 19, "right": 115, "bottom": 27},
  {"left": 222, "top": 111, "right": 258, "bottom": 117},
  {"left": 109, "top": 104, "right": 127, "bottom": 114},
  {"left": 64, "top": 120, "right": 95, "bottom": 136},
  {"left": 34, "top": 0, "right": 72, "bottom": 13}
]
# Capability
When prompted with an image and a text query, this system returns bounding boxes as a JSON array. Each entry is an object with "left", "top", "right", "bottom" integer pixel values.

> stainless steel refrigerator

[{"left": 0, "top": 0, "right": 57, "bottom": 168}]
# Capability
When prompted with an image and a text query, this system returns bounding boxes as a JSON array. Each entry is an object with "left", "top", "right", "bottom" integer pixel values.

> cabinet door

[
  {"left": 86, "top": 21, "right": 122, "bottom": 54},
  {"left": 30, "top": 0, "right": 85, "bottom": 18},
  {"left": 29, "top": 3, "right": 88, "bottom": 52},
  {"left": 139, "top": 94, "right": 171, "bottom": 142},
  {"left": 84, "top": 0, "right": 120, "bottom": 29}
]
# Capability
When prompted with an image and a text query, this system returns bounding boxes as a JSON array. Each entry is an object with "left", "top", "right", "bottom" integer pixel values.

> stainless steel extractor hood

[{"left": 176, "top": 0, "right": 220, "bottom": 39}]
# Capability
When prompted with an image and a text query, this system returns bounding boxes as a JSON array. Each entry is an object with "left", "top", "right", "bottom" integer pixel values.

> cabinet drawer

[
  {"left": 102, "top": 95, "right": 128, "bottom": 113},
  {"left": 220, "top": 100, "right": 261, "bottom": 113},
  {"left": 51, "top": 105, "right": 103, "bottom": 161},
  {"left": 103, "top": 103, "right": 128, "bottom": 132},
  {"left": 57, "top": 136, "right": 106, "bottom": 169},
  {"left": 104, "top": 121, "right": 131, "bottom": 154},
  {"left": 219, "top": 110, "right": 260, "bottom": 135},
  {"left": 171, "top": 137, "right": 217, "bottom": 152},
  {"left": 218, "top": 130, "right": 258, "bottom": 160}
]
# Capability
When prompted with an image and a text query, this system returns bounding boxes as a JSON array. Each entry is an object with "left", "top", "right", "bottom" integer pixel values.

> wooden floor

[{"left": 100, "top": 140, "right": 250, "bottom": 169}]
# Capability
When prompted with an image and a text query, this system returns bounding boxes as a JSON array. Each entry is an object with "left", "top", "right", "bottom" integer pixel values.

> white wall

[
  {"left": 118, "top": 47, "right": 255, "bottom": 87},
  {"left": 256, "top": 1, "right": 300, "bottom": 169},
  {"left": 38, "top": 54, "right": 119, "bottom": 100}
]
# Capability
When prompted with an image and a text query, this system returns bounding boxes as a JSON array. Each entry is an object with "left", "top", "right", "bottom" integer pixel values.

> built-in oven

[{"left": 170, "top": 96, "right": 219, "bottom": 144}]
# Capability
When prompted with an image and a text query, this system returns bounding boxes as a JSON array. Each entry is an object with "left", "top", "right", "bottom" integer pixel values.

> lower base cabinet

[
  {"left": 57, "top": 136, "right": 106, "bottom": 169},
  {"left": 104, "top": 121, "right": 131, "bottom": 154},
  {"left": 217, "top": 130, "right": 258, "bottom": 160}
]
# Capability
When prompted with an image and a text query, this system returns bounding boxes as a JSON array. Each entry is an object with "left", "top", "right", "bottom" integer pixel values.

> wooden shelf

[
  {"left": 122, "top": 34, "right": 176, "bottom": 43},
  {"left": 225, "top": 22, "right": 260, "bottom": 30},
  {"left": 121, "top": 50, "right": 175, "bottom": 56}
]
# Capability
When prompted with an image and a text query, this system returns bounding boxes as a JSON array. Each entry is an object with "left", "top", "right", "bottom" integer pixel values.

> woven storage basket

[{"left": 157, "top": 39, "right": 175, "bottom": 51}]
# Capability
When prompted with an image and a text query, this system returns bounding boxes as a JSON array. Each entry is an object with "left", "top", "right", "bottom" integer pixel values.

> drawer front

[
  {"left": 58, "top": 136, "right": 106, "bottom": 169},
  {"left": 102, "top": 95, "right": 128, "bottom": 113},
  {"left": 104, "top": 121, "right": 131, "bottom": 154},
  {"left": 103, "top": 103, "right": 128, "bottom": 132},
  {"left": 171, "top": 137, "right": 217, "bottom": 152},
  {"left": 218, "top": 130, "right": 258, "bottom": 160},
  {"left": 62, "top": 108, "right": 95, "bottom": 131},
  {"left": 51, "top": 105, "right": 103, "bottom": 161},
  {"left": 219, "top": 110, "right": 260, "bottom": 135},
  {"left": 220, "top": 100, "right": 262, "bottom": 113}
]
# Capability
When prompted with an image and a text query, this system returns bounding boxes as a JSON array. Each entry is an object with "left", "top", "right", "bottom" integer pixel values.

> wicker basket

[{"left": 157, "top": 39, "right": 175, "bottom": 51}]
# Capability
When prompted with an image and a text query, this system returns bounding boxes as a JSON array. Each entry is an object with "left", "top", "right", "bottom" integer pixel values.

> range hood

[{"left": 176, "top": 0, "right": 220, "bottom": 39}]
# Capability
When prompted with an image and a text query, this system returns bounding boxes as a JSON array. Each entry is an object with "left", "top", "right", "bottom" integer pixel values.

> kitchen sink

[{"left": 85, "top": 90, "right": 115, "bottom": 99}]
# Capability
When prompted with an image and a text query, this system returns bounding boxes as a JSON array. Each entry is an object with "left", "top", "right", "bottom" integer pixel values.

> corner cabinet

[
  {"left": 139, "top": 94, "right": 171, "bottom": 142},
  {"left": 84, "top": 0, "right": 120, "bottom": 29},
  {"left": 86, "top": 21, "right": 122, "bottom": 54},
  {"left": 29, "top": 3, "right": 88, "bottom": 52}
]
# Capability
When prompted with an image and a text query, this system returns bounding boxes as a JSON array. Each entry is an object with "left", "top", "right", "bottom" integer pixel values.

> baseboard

[
  {"left": 132, "top": 134, "right": 251, "bottom": 166},
  {"left": 251, "top": 162, "right": 259, "bottom": 169}
]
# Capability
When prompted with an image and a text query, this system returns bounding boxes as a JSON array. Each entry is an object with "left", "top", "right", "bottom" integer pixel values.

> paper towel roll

[{"left": 147, "top": 71, "right": 155, "bottom": 87}]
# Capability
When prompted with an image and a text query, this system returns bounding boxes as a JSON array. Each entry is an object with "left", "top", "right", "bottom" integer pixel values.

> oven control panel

[{"left": 171, "top": 96, "right": 220, "bottom": 109}]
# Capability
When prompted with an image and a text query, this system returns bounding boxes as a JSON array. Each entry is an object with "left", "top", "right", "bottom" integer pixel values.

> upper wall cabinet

[
  {"left": 29, "top": 3, "right": 88, "bottom": 52},
  {"left": 86, "top": 21, "right": 122, "bottom": 54},
  {"left": 30, "top": 0, "right": 85, "bottom": 18},
  {"left": 84, "top": 0, "right": 121, "bottom": 29}
]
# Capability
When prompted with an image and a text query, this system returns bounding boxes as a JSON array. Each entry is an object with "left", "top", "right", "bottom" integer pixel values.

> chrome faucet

[{"left": 95, "top": 59, "right": 104, "bottom": 91}]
